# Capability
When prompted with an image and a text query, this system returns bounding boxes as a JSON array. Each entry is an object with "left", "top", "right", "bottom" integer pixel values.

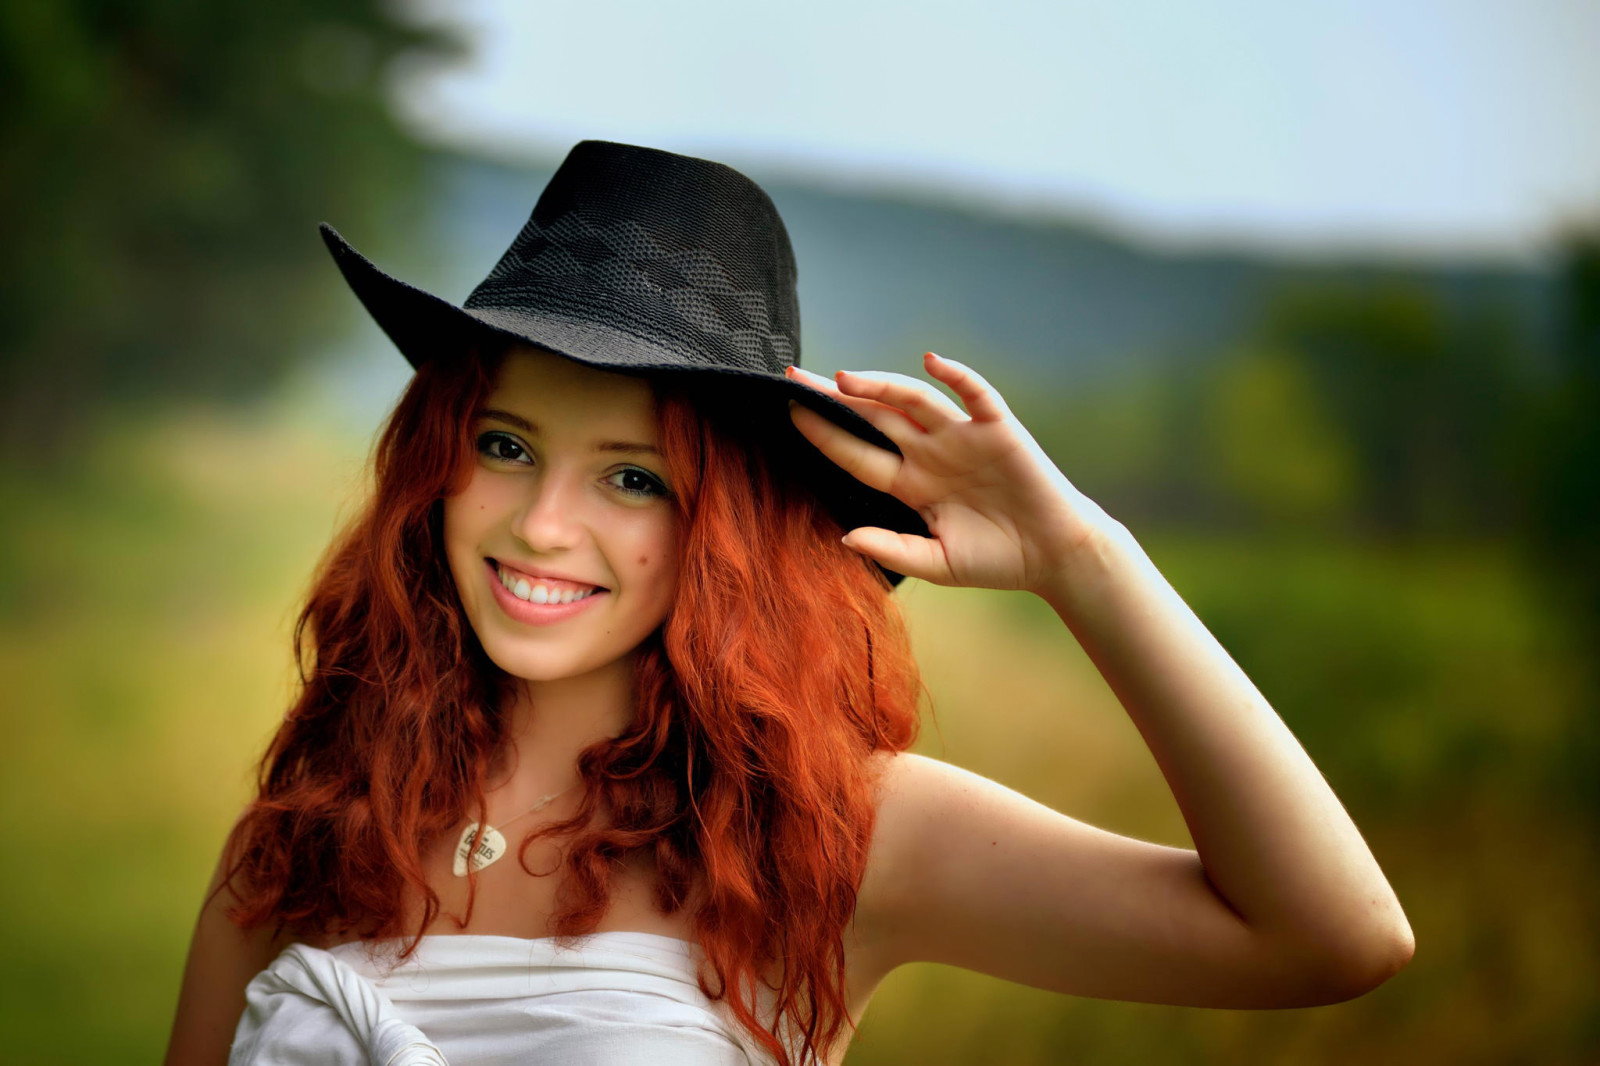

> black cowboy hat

[{"left": 319, "top": 138, "right": 928, "bottom": 586}]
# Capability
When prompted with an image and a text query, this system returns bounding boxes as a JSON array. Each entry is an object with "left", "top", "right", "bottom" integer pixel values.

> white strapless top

[{"left": 229, "top": 931, "right": 781, "bottom": 1065}]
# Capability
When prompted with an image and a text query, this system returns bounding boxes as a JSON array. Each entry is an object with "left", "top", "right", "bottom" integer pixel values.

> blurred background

[{"left": 2, "top": 0, "right": 1597, "bottom": 1061}]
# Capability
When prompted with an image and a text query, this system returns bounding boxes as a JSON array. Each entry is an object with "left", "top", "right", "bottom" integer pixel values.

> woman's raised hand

[{"left": 786, "top": 352, "right": 1119, "bottom": 594}]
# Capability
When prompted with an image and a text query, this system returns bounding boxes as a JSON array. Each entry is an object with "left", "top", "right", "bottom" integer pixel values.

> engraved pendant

[{"left": 452, "top": 822, "right": 508, "bottom": 877}]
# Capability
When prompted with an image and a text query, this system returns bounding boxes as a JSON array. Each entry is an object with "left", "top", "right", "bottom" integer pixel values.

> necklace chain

[{"left": 483, "top": 785, "right": 575, "bottom": 833}]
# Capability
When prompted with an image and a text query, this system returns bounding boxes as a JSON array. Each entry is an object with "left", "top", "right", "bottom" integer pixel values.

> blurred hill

[
  {"left": 378, "top": 153, "right": 1575, "bottom": 546},
  {"left": 415, "top": 153, "right": 1561, "bottom": 390}
]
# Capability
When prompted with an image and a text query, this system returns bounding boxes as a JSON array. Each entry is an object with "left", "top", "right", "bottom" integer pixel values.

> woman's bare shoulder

[
  {"left": 164, "top": 812, "right": 293, "bottom": 1066},
  {"left": 848, "top": 752, "right": 943, "bottom": 983}
]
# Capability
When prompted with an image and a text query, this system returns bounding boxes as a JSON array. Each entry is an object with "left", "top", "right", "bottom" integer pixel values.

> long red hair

[{"left": 224, "top": 340, "right": 924, "bottom": 1064}]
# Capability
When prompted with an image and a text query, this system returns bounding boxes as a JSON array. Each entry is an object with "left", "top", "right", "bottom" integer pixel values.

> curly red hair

[{"left": 224, "top": 341, "right": 924, "bottom": 1065}]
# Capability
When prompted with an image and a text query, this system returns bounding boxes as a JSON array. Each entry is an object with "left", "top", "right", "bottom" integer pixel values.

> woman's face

[{"left": 443, "top": 344, "right": 680, "bottom": 684}]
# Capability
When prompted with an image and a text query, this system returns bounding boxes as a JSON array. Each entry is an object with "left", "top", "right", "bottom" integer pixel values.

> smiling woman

[
  {"left": 444, "top": 346, "right": 682, "bottom": 683},
  {"left": 165, "top": 140, "right": 1411, "bottom": 1066}
]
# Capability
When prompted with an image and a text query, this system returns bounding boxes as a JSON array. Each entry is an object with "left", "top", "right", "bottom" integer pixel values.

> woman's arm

[
  {"left": 1042, "top": 516, "right": 1411, "bottom": 994},
  {"left": 164, "top": 815, "right": 287, "bottom": 1066},
  {"left": 790, "top": 355, "right": 1413, "bottom": 1008}
]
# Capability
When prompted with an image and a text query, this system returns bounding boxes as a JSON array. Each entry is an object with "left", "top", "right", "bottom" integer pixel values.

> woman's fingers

[
  {"left": 831, "top": 365, "right": 969, "bottom": 431},
  {"left": 923, "top": 352, "right": 1012, "bottom": 422},
  {"left": 787, "top": 356, "right": 995, "bottom": 430},
  {"left": 785, "top": 364, "right": 842, "bottom": 395},
  {"left": 785, "top": 365, "right": 931, "bottom": 446},
  {"left": 788, "top": 400, "right": 902, "bottom": 495},
  {"left": 840, "top": 526, "right": 954, "bottom": 586}
]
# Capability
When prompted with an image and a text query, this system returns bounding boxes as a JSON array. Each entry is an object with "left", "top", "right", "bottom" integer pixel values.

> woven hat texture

[{"left": 320, "top": 139, "right": 928, "bottom": 586}]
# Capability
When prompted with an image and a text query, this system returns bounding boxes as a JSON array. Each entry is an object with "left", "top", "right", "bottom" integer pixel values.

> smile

[
  {"left": 484, "top": 559, "right": 608, "bottom": 626},
  {"left": 495, "top": 566, "right": 601, "bottom": 604}
]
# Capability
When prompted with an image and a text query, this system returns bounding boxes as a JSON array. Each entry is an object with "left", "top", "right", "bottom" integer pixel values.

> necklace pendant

[{"left": 452, "top": 822, "right": 508, "bottom": 877}]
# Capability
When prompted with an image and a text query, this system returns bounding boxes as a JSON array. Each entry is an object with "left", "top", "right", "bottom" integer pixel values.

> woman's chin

[
  {"left": 477, "top": 637, "right": 635, "bottom": 685},
  {"left": 484, "top": 647, "right": 593, "bottom": 683}
]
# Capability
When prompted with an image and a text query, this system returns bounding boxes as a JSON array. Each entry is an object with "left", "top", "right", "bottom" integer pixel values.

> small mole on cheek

[{"left": 638, "top": 555, "right": 649, "bottom": 566}]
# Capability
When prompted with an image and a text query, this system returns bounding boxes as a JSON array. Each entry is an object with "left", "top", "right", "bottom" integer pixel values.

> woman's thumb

[{"left": 841, "top": 527, "right": 946, "bottom": 584}]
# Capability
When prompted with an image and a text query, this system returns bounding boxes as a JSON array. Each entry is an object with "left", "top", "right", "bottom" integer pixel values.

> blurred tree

[
  {"left": 1517, "top": 225, "right": 1600, "bottom": 821},
  {"left": 1524, "top": 228, "right": 1600, "bottom": 617},
  {"left": 1199, "top": 344, "right": 1360, "bottom": 533},
  {"left": 1257, "top": 279, "right": 1529, "bottom": 540},
  {"left": 0, "top": 0, "right": 458, "bottom": 464}
]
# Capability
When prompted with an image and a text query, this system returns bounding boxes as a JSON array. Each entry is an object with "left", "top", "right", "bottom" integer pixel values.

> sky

[{"left": 390, "top": 0, "right": 1600, "bottom": 260}]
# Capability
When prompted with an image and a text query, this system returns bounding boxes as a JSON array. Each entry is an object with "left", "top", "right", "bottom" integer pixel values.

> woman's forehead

[{"left": 486, "top": 345, "right": 659, "bottom": 436}]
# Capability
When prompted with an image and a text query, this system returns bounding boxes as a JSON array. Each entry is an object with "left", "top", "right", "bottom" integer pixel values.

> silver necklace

[{"left": 451, "top": 785, "right": 575, "bottom": 877}]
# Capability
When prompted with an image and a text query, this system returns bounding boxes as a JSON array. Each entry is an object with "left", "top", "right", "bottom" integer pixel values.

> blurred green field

[{"left": 1, "top": 395, "right": 1595, "bottom": 1063}]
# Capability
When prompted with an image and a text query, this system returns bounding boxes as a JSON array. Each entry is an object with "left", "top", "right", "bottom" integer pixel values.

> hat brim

[{"left": 319, "top": 223, "right": 929, "bottom": 587}]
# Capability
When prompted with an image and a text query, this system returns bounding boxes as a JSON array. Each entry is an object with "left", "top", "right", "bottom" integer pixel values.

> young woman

[{"left": 165, "top": 141, "right": 1413, "bottom": 1066}]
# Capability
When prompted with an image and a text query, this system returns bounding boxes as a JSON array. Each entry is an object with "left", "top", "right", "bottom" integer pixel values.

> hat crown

[{"left": 462, "top": 140, "right": 801, "bottom": 373}]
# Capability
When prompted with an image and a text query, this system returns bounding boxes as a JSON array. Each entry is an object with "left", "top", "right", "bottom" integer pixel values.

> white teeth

[{"left": 497, "top": 564, "right": 598, "bottom": 605}]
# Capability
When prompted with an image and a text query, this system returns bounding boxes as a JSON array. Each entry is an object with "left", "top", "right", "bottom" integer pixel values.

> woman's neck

[{"left": 491, "top": 655, "right": 637, "bottom": 793}]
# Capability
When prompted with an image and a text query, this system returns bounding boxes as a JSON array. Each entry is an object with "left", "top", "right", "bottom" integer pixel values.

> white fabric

[{"left": 230, "top": 931, "right": 779, "bottom": 1065}]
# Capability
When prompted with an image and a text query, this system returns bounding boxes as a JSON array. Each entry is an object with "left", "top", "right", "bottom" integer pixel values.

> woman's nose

[{"left": 512, "top": 467, "right": 586, "bottom": 551}]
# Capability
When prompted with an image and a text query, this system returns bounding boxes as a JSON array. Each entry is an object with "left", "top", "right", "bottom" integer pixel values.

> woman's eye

[
  {"left": 609, "top": 467, "right": 670, "bottom": 499},
  {"left": 477, "top": 431, "right": 530, "bottom": 464}
]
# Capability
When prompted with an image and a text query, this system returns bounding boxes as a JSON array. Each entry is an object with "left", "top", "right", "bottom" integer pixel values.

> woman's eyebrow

[
  {"left": 478, "top": 407, "right": 662, "bottom": 456},
  {"left": 594, "top": 440, "right": 662, "bottom": 456},
  {"left": 479, "top": 407, "right": 534, "bottom": 432}
]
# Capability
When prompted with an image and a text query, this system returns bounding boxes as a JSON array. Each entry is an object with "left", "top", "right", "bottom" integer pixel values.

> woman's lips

[{"left": 484, "top": 559, "right": 608, "bottom": 626}]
